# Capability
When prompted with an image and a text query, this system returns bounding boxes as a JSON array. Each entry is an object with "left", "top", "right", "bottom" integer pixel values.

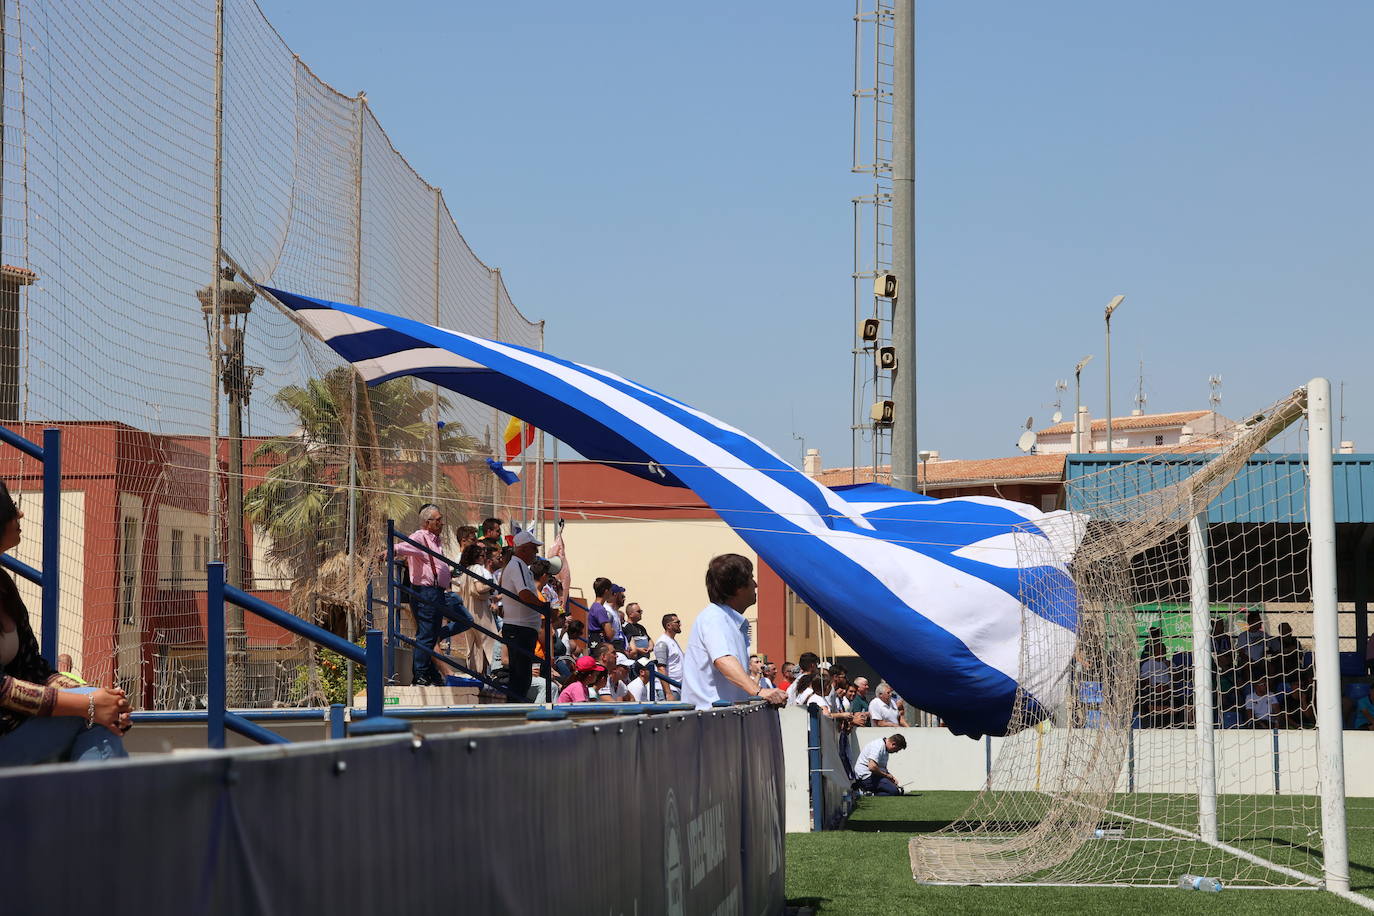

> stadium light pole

[
  {"left": 1073, "top": 355, "right": 1092, "bottom": 453},
  {"left": 198, "top": 267, "right": 259, "bottom": 707},
  {"left": 918, "top": 450, "right": 932, "bottom": 495},
  {"left": 889, "top": 0, "right": 917, "bottom": 491},
  {"left": 1103, "top": 295, "right": 1125, "bottom": 454}
]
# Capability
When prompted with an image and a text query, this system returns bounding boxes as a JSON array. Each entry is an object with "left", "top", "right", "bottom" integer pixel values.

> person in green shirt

[{"left": 849, "top": 676, "right": 870, "bottom": 714}]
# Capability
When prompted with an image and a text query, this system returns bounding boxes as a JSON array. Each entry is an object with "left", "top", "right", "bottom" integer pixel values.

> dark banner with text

[{"left": 0, "top": 704, "right": 785, "bottom": 916}]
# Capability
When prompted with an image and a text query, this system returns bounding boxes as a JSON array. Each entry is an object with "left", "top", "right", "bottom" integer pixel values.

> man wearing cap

[
  {"left": 500, "top": 528, "right": 544, "bottom": 701},
  {"left": 626, "top": 658, "right": 666, "bottom": 703},
  {"left": 682, "top": 554, "right": 787, "bottom": 710},
  {"left": 393, "top": 504, "right": 472, "bottom": 686}
]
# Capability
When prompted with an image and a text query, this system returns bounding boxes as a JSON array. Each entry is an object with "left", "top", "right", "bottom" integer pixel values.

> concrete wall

[
  {"left": 785, "top": 718, "right": 1374, "bottom": 832},
  {"left": 16, "top": 490, "right": 86, "bottom": 672}
]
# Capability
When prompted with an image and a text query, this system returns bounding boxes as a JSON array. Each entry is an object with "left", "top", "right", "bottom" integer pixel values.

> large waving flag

[{"left": 267, "top": 287, "right": 1081, "bottom": 736}]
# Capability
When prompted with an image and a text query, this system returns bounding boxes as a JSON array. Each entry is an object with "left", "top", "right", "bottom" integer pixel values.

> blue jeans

[
  {"left": 858, "top": 772, "right": 902, "bottom": 796},
  {"left": 0, "top": 687, "right": 128, "bottom": 767},
  {"left": 412, "top": 586, "right": 472, "bottom": 683}
]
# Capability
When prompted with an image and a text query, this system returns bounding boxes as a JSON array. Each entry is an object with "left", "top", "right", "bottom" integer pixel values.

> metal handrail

[
  {"left": 387, "top": 521, "right": 559, "bottom": 700},
  {"left": 206, "top": 561, "right": 384, "bottom": 748}
]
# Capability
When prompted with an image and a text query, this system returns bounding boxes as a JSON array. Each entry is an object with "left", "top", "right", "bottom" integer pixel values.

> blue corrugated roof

[{"left": 1064, "top": 453, "right": 1374, "bottom": 523}]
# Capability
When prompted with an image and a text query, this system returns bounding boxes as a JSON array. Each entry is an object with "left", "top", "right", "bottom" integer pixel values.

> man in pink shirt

[{"left": 394, "top": 504, "right": 472, "bottom": 686}]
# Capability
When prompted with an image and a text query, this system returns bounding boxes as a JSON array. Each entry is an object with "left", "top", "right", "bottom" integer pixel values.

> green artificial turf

[{"left": 786, "top": 791, "right": 1374, "bottom": 915}]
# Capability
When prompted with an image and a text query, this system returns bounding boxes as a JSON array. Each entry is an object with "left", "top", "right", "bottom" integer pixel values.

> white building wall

[
  {"left": 15, "top": 491, "right": 86, "bottom": 674},
  {"left": 560, "top": 517, "right": 759, "bottom": 650}
]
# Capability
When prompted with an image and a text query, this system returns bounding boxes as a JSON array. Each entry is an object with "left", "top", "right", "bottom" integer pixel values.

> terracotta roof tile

[
  {"left": 1037, "top": 410, "right": 1215, "bottom": 436},
  {"left": 815, "top": 453, "right": 1065, "bottom": 488}
]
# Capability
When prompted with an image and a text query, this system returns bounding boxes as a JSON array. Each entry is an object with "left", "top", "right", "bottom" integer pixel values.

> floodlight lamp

[
  {"left": 1104, "top": 295, "right": 1125, "bottom": 319},
  {"left": 1074, "top": 355, "right": 1093, "bottom": 375}
]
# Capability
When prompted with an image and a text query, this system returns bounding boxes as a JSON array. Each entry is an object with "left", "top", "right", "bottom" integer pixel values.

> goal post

[
  {"left": 909, "top": 379, "right": 1363, "bottom": 903},
  {"left": 1308, "top": 377, "right": 1349, "bottom": 893}
]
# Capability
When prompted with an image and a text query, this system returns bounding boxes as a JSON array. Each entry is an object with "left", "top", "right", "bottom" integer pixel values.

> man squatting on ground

[{"left": 854, "top": 733, "right": 907, "bottom": 796}]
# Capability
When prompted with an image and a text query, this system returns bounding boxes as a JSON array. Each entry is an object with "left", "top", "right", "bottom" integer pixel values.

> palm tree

[{"left": 245, "top": 367, "right": 483, "bottom": 628}]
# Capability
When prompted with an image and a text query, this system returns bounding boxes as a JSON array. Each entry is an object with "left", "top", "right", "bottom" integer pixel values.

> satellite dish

[
  {"left": 1052, "top": 410, "right": 1063, "bottom": 424},
  {"left": 1016, "top": 430, "right": 1036, "bottom": 453},
  {"left": 1024, "top": 416, "right": 1034, "bottom": 430}
]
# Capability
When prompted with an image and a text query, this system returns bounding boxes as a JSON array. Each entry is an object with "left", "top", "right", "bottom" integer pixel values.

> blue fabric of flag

[
  {"left": 266, "top": 287, "right": 1081, "bottom": 736},
  {"left": 485, "top": 458, "right": 521, "bottom": 486}
]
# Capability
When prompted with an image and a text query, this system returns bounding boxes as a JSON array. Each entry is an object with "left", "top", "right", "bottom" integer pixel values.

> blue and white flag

[{"left": 267, "top": 287, "right": 1081, "bottom": 736}]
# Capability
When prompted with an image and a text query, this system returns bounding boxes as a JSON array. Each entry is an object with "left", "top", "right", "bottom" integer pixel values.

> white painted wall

[
  {"left": 15, "top": 491, "right": 86, "bottom": 673},
  {"left": 560, "top": 518, "right": 759, "bottom": 650},
  {"left": 786, "top": 719, "right": 1374, "bottom": 832}
]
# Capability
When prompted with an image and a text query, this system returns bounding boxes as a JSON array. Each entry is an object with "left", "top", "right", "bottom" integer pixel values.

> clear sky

[{"left": 261, "top": 1, "right": 1374, "bottom": 470}]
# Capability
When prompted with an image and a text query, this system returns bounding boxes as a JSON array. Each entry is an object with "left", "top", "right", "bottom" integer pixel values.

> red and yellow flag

[{"left": 503, "top": 416, "right": 536, "bottom": 463}]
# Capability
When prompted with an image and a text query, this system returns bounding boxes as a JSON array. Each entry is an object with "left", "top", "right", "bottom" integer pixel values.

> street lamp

[
  {"left": 918, "top": 449, "right": 932, "bottom": 495},
  {"left": 1103, "top": 295, "right": 1125, "bottom": 454},
  {"left": 1073, "top": 354, "right": 1093, "bottom": 453},
  {"left": 196, "top": 266, "right": 259, "bottom": 706}
]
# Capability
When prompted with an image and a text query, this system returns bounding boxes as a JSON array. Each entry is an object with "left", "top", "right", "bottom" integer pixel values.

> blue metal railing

[
  {"left": 386, "top": 521, "right": 557, "bottom": 701},
  {"left": 206, "top": 561, "right": 383, "bottom": 748},
  {"left": 0, "top": 425, "right": 60, "bottom": 664}
]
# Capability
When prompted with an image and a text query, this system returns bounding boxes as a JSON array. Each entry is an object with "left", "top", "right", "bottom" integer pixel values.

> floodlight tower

[{"left": 889, "top": 0, "right": 916, "bottom": 490}]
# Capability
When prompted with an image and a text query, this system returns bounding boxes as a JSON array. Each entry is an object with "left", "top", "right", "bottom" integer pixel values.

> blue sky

[{"left": 261, "top": 1, "right": 1374, "bottom": 469}]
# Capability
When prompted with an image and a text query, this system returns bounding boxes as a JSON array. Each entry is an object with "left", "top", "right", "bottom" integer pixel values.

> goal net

[{"left": 911, "top": 383, "right": 1351, "bottom": 891}]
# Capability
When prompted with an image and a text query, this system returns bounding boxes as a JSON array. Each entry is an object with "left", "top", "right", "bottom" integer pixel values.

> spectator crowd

[{"left": 1133, "top": 610, "right": 1318, "bottom": 729}]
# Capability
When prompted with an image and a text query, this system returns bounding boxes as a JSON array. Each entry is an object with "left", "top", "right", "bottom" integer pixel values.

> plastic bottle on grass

[{"left": 1177, "top": 874, "right": 1223, "bottom": 892}]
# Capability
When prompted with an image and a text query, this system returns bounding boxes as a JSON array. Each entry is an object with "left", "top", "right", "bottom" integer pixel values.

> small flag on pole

[
  {"left": 485, "top": 457, "right": 520, "bottom": 486},
  {"left": 503, "top": 416, "right": 536, "bottom": 462}
]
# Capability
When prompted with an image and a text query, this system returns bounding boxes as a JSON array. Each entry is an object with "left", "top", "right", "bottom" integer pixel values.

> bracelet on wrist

[{"left": 85, "top": 692, "right": 96, "bottom": 730}]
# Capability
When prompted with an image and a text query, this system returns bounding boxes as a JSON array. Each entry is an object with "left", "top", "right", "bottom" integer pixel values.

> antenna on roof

[
  {"left": 1052, "top": 379, "right": 1067, "bottom": 424},
  {"left": 1208, "top": 375, "right": 1222, "bottom": 410},
  {"left": 1134, "top": 359, "right": 1146, "bottom": 414}
]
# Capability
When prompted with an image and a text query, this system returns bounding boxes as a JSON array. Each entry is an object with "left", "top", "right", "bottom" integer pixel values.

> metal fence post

[
  {"left": 39, "top": 427, "right": 60, "bottom": 665},
  {"left": 386, "top": 519, "right": 396, "bottom": 682},
  {"left": 807, "top": 706, "right": 824, "bottom": 831},
  {"left": 329, "top": 703, "right": 346, "bottom": 740},
  {"left": 207, "top": 562, "right": 226, "bottom": 749},
  {"left": 366, "top": 628, "right": 383, "bottom": 719}
]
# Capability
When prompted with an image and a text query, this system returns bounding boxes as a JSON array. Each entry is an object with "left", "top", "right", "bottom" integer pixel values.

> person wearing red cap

[{"left": 556, "top": 655, "right": 603, "bottom": 704}]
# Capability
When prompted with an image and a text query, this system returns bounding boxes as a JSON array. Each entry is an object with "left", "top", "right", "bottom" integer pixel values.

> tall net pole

[
  {"left": 1308, "top": 376, "right": 1349, "bottom": 893},
  {"left": 1188, "top": 508, "right": 1217, "bottom": 843},
  {"left": 889, "top": 0, "right": 916, "bottom": 489}
]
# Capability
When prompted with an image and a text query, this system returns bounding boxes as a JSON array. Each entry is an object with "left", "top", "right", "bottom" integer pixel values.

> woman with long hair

[{"left": 0, "top": 481, "right": 130, "bottom": 764}]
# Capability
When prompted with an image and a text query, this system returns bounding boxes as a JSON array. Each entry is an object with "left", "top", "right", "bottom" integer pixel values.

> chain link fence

[{"left": 0, "top": 0, "right": 542, "bottom": 707}]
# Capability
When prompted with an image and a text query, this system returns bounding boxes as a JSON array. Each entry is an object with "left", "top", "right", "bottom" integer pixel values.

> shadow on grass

[
  {"left": 845, "top": 819, "right": 958, "bottom": 833},
  {"left": 786, "top": 896, "right": 830, "bottom": 911}
]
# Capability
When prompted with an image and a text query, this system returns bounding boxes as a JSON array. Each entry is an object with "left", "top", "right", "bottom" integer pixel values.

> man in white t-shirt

[
  {"left": 653, "top": 613, "right": 684, "bottom": 700},
  {"left": 499, "top": 528, "right": 544, "bottom": 702},
  {"left": 786, "top": 652, "right": 820, "bottom": 706},
  {"left": 626, "top": 659, "right": 667, "bottom": 703},
  {"left": 681, "top": 554, "right": 786, "bottom": 710},
  {"left": 868, "top": 682, "right": 901, "bottom": 726},
  {"left": 854, "top": 734, "right": 907, "bottom": 795}
]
